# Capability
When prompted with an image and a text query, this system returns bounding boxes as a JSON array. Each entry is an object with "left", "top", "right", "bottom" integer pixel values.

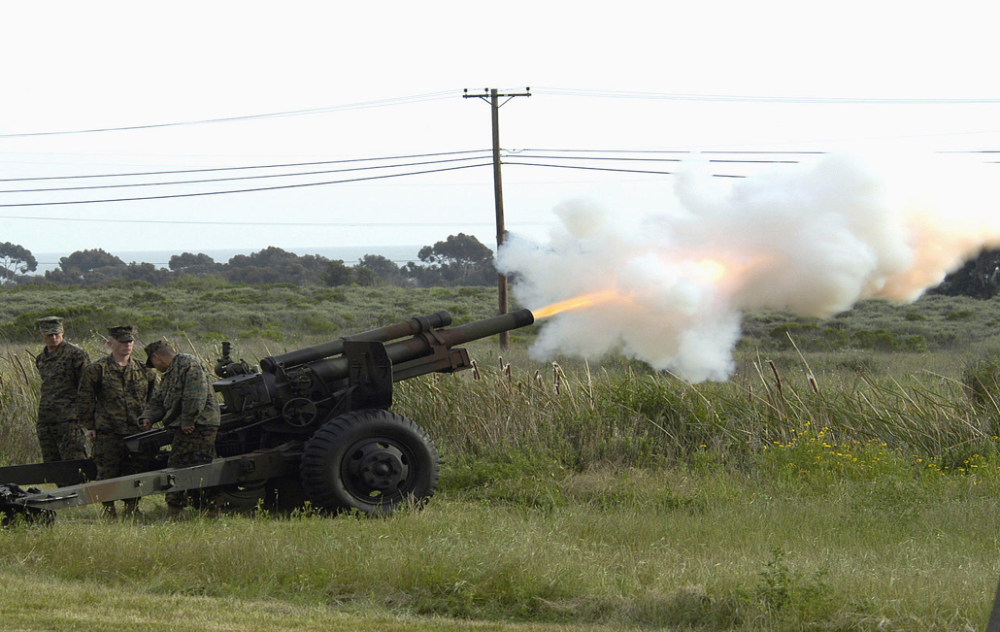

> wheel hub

[{"left": 351, "top": 443, "right": 409, "bottom": 492}]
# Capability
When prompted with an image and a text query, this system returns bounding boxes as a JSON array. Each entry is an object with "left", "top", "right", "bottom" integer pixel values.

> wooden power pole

[{"left": 463, "top": 87, "right": 531, "bottom": 350}]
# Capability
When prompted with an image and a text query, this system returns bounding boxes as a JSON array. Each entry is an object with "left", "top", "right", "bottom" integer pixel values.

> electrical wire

[
  {"left": 0, "top": 162, "right": 494, "bottom": 208},
  {"left": 501, "top": 161, "right": 746, "bottom": 178},
  {"left": 0, "top": 155, "right": 493, "bottom": 194},
  {"left": 508, "top": 154, "right": 683, "bottom": 163},
  {"left": 0, "top": 149, "right": 801, "bottom": 188},
  {"left": 4, "top": 146, "right": 995, "bottom": 208},
  {"left": 0, "top": 149, "right": 492, "bottom": 182},
  {"left": 0, "top": 90, "right": 461, "bottom": 139},
  {"left": 506, "top": 153, "right": 798, "bottom": 164},
  {"left": 0, "top": 215, "right": 546, "bottom": 227},
  {"left": 9, "top": 85, "right": 1000, "bottom": 142},
  {"left": 517, "top": 148, "right": 827, "bottom": 155},
  {"left": 531, "top": 87, "right": 1000, "bottom": 105}
]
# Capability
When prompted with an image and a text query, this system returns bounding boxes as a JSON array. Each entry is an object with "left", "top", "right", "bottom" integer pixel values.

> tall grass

[
  {"left": 3, "top": 287, "right": 1000, "bottom": 629},
  {"left": 0, "top": 349, "right": 41, "bottom": 465},
  {"left": 394, "top": 344, "right": 1000, "bottom": 479}
]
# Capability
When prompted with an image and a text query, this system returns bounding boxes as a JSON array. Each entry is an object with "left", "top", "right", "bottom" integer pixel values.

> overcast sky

[{"left": 2, "top": 1, "right": 998, "bottom": 262}]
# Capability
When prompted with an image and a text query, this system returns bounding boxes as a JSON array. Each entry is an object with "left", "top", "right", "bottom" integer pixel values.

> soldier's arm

[
  {"left": 76, "top": 363, "right": 99, "bottom": 432},
  {"left": 178, "top": 363, "right": 211, "bottom": 428},
  {"left": 140, "top": 379, "right": 167, "bottom": 426},
  {"left": 68, "top": 348, "right": 91, "bottom": 421}
]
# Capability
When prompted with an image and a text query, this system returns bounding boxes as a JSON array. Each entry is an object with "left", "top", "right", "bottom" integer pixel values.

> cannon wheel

[
  {"left": 217, "top": 481, "right": 267, "bottom": 514},
  {"left": 300, "top": 409, "right": 439, "bottom": 515}
]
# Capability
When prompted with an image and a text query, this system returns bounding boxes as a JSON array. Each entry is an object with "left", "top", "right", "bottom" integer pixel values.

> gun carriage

[{"left": 0, "top": 309, "right": 534, "bottom": 524}]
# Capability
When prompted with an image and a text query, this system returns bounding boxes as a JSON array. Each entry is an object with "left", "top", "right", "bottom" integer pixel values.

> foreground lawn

[
  {"left": 1, "top": 467, "right": 998, "bottom": 632},
  {"left": 0, "top": 573, "right": 596, "bottom": 632}
]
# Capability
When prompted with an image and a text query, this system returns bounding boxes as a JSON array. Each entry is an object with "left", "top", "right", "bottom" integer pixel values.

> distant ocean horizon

[{"left": 31, "top": 245, "right": 425, "bottom": 275}]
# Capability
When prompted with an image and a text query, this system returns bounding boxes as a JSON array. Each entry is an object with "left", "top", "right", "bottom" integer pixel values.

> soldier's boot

[
  {"left": 121, "top": 499, "right": 141, "bottom": 520},
  {"left": 166, "top": 505, "right": 186, "bottom": 522},
  {"left": 100, "top": 502, "right": 117, "bottom": 520}
]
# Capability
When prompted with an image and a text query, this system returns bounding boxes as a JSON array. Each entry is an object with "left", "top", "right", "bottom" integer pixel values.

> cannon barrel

[
  {"left": 260, "top": 310, "right": 452, "bottom": 373},
  {"left": 309, "top": 309, "right": 534, "bottom": 383}
]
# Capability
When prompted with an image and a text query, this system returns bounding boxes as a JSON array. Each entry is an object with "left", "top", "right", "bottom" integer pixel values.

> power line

[
  {"left": 0, "top": 155, "right": 493, "bottom": 194},
  {"left": 531, "top": 87, "right": 1000, "bottom": 105},
  {"left": 13, "top": 146, "right": 990, "bottom": 187},
  {"left": 0, "top": 90, "right": 461, "bottom": 139},
  {"left": 5, "top": 145, "right": 996, "bottom": 208},
  {"left": 0, "top": 149, "right": 492, "bottom": 182},
  {"left": 0, "top": 152, "right": 803, "bottom": 193},
  {"left": 0, "top": 162, "right": 494, "bottom": 207},
  {"left": 501, "top": 161, "right": 746, "bottom": 178},
  {"left": 505, "top": 153, "right": 799, "bottom": 164},
  {"left": 8, "top": 86, "right": 1000, "bottom": 142},
  {"left": 0, "top": 214, "right": 548, "bottom": 227},
  {"left": 517, "top": 148, "right": 828, "bottom": 155}
]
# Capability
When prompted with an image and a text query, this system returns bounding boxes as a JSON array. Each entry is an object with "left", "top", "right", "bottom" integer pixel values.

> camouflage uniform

[
  {"left": 77, "top": 351, "right": 156, "bottom": 505},
  {"left": 35, "top": 340, "right": 90, "bottom": 462},
  {"left": 140, "top": 352, "right": 220, "bottom": 509}
]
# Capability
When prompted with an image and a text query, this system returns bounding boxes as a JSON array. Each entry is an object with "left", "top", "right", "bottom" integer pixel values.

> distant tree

[
  {"left": 228, "top": 246, "right": 293, "bottom": 269},
  {"left": 930, "top": 247, "right": 1000, "bottom": 299},
  {"left": 355, "top": 254, "right": 408, "bottom": 286},
  {"left": 123, "top": 262, "right": 171, "bottom": 285},
  {"left": 58, "top": 249, "right": 125, "bottom": 274},
  {"left": 353, "top": 266, "right": 381, "bottom": 287},
  {"left": 41, "top": 268, "right": 78, "bottom": 285},
  {"left": 408, "top": 233, "right": 495, "bottom": 286},
  {"left": 322, "top": 260, "right": 354, "bottom": 287},
  {"left": 77, "top": 265, "right": 126, "bottom": 286},
  {"left": 418, "top": 233, "right": 493, "bottom": 267},
  {"left": 169, "top": 252, "right": 215, "bottom": 270},
  {"left": 225, "top": 247, "right": 328, "bottom": 285},
  {"left": 0, "top": 242, "right": 37, "bottom": 284},
  {"left": 167, "top": 252, "right": 220, "bottom": 278},
  {"left": 43, "top": 249, "right": 126, "bottom": 285}
]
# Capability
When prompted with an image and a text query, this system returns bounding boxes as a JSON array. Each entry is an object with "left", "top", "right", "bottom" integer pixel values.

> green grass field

[{"left": 2, "top": 282, "right": 1000, "bottom": 631}]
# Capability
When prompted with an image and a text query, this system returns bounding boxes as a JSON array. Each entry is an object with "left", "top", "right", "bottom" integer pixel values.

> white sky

[{"left": 2, "top": 0, "right": 999, "bottom": 261}]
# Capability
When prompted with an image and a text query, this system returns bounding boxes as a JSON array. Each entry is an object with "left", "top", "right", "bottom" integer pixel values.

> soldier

[
  {"left": 34, "top": 316, "right": 90, "bottom": 465},
  {"left": 139, "top": 340, "right": 221, "bottom": 520},
  {"left": 77, "top": 325, "right": 156, "bottom": 519}
]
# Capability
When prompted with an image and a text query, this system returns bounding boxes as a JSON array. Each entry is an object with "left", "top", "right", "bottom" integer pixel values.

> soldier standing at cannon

[
  {"left": 77, "top": 325, "right": 156, "bottom": 519},
  {"left": 139, "top": 340, "right": 221, "bottom": 520},
  {"left": 34, "top": 316, "right": 90, "bottom": 464}
]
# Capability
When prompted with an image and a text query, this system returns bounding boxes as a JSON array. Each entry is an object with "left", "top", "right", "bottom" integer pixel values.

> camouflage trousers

[
  {"left": 92, "top": 434, "right": 144, "bottom": 480},
  {"left": 92, "top": 433, "right": 145, "bottom": 511},
  {"left": 36, "top": 420, "right": 88, "bottom": 463},
  {"left": 166, "top": 425, "right": 219, "bottom": 509}
]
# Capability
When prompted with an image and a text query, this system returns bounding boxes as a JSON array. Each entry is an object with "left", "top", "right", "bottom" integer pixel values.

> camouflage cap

[
  {"left": 36, "top": 316, "right": 64, "bottom": 335},
  {"left": 144, "top": 340, "right": 172, "bottom": 368},
  {"left": 107, "top": 325, "right": 136, "bottom": 342}
]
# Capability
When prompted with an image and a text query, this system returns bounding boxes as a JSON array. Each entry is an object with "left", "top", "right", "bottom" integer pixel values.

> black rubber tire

[
  {"left": 300, "top": 409, "right": 439, "bottom": 515},
  {"left": 217, "top": 481, "right": 267, "bottom": 514},
  {"left": 264, "top": 475, "right": 308, "bottom": 514}
]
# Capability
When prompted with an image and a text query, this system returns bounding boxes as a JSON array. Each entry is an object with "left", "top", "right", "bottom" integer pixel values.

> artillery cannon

[{"left": 0, "top": 309, "right": 534, "bottom": 524}]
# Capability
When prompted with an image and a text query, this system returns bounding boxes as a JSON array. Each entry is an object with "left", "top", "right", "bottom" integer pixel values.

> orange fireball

[{"left": 533, "top": 289, "right": 625, "bottom": 319}]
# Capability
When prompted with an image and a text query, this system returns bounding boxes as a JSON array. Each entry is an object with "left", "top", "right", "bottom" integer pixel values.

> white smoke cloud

[{"left": 497, "top": 152, "right": 1000, "bottom": 382}]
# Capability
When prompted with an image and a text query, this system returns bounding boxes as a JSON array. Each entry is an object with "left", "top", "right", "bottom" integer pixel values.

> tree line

[
  {"left": 7, "top": 235, "right": 999, "bottom": 298},
  {"left": 0, "top": 234, "right": 498, "bottom": 288}
]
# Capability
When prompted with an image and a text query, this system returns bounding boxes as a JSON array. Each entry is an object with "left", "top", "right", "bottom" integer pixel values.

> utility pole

[{"left": 464, "top": 87, "right": 531, "bottom": 350}]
